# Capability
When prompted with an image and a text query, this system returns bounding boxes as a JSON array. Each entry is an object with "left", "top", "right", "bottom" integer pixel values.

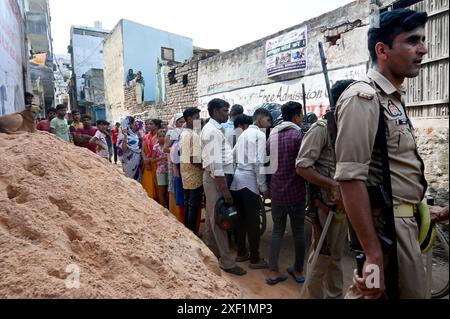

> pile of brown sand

[{"left": 0, "top": 132, "right": 240, "bottom": 299}]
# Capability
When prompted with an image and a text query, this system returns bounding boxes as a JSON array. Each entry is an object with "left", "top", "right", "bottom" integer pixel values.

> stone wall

[
  {"left": 414, "top": 119, "right": 449, "bottom": 206},
  {"left": 161, "top": 59, "right": 199, "bottom": 120}
]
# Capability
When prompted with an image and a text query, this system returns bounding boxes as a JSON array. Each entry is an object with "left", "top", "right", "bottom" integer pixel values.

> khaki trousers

[
  {"left": 345, "top": 217, "right": 427, "bottom": 299},
  {"left": 203, "top": 171, "right": 236, "bottom": 270},
  {"left": 302, "top": 216, "right": 348, "bottom": 299}
]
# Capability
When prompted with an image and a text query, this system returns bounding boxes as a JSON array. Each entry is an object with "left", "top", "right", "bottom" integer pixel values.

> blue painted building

[{"left": 103, "top": 19, "right": 193, "bottom": 122}]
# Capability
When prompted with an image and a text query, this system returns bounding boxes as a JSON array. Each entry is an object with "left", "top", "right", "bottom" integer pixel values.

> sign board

[
  {"left": 266, "top": 27, "right": 307, "bottom": 77},
  {"left": 30, "top": 52, "right": 47, "bottom": 65}
]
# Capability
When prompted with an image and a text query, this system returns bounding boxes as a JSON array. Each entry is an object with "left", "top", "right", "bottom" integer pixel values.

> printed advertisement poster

[
  {"left": 266, "top": 27, "right": 307, "bottom": 77},
  {"left": 30, "top": 53, "right": 47, "bottom": 65}
]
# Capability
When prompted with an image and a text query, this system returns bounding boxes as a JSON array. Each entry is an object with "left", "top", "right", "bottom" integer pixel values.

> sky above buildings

[{"left": 49, "top": 0, "right": 354, "bottom": 55}]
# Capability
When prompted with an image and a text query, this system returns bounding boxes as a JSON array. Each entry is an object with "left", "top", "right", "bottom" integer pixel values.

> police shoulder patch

[
  {"left": 316, "top": 119, "right": 327, "bottom": 127},
  {"left": 357, "top": 92, "right": 374, "bottom": 100}
]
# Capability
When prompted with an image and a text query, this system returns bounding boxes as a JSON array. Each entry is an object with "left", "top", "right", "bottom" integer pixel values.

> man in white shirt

[
  {"left": 222, "top": 104, "right": 244, "bottom": 147},
  {"left": 231, "top": 108, "right": 272, "bottom": 269},
  {"left": 233, "top": 114, "right": 253, "bottom": 142},
  {"left": 201, "top": 99, "right": 246, "bottom": 276}
]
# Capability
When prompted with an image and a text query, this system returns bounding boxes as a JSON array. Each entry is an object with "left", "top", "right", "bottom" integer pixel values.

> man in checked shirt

[{"left": 266, "top": 101, "right": 307, "bottom": 285}]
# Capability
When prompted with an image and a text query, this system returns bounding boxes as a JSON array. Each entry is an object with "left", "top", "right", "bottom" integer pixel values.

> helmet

[
  {"left": 215, "top": 198, "right": 238, "bottom": 231},
  {"left": 301, "top": 112, "right": 319, "bottom": 133},
  {"left": 247, "top": 103, "right": 283, "bottom": 128},
  {"left": 305, "top": 112, "right": 318, "bottom": 125}
]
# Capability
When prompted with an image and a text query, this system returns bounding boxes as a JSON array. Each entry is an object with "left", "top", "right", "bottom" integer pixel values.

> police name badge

[{"left": 387, "top": 100, "right": 403, "bottom": 117}]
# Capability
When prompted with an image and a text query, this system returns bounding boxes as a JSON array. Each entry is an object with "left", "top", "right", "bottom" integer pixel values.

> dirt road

[
  {"left": 211, "top": 212, "right": 354, "bottom": 299},
  {"left": 217, "top": 211, "right": 448, "bottom": 299}
]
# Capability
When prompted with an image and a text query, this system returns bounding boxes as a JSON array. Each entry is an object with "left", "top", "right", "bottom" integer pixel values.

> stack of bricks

[
  {"left": 113, "top": 67, "right": 200, "bottom": 124},
  {"left": 138, "top": 50, "right": 220, "bottom": 122},
  {"left": 124, "top": 85, "right": 138, "bottom": 111},
  {"left": 123, "top": 85, "right": 148, "bottom": 116}
]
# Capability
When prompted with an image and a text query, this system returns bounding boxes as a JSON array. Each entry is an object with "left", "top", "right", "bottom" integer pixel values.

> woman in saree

[
  {"left": 118, "top": 116, "right": 142, "bottom": 182},
  {"left": 141, "top": 119, "right": 162, "bottom": 201}
]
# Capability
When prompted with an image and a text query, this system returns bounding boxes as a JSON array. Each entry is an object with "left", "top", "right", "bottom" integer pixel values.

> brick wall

[
  {"left": 157, "top": 59, "right": 199, "bottom": 121},
  {"left": 120, "top": 59, "right": 200, "bottom": 123},
  {"left": 124, "top": 85, "right": 138, "bottom": 112},
  {"left": 120, "top": 48, "right": 220, "bottom": 123}
]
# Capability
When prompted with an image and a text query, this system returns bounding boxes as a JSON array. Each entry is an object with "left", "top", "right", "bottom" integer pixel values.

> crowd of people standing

[
  {"left": 36, "top": 103, "right": 115, "bottom": 162},
  {"left": 108, "top": 9, "right": 450, "bottom": 299},
  {"left": 29, "top": 8, "right": 450, "bottom": 299}
]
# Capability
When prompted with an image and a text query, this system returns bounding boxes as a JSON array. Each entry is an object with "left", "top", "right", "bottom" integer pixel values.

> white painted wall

[
  {"left": 103, "top": 22, "right": 125, "bottom": 123},
  {"left": 71, "top": 30, "right": 107, "bottom": 100},
  {"left": 198, "top": 64, "right": 367, "bottom": 118},
  {"left": 0, "top": 0, "right": 26, "bottom": 115}
]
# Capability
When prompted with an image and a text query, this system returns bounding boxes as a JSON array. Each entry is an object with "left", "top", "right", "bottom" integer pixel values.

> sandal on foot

[
  {"left": 287, "top": 267, "right": 305, "bottom": 283},
  {"left": 249, "top": 259, "right": 269, "bottom": 270},
  {"left": 221, "top": 266, "right": 247, "bottom": 276},
  {"left": 265, "top": 274, "right": 288, "bottom": 285},
  {"left": 235, "top": 254, "right": 250, "bottom": 263}
]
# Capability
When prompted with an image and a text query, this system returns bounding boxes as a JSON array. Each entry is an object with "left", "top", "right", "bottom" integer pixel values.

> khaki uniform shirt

[
  {"left": 296, "top": 119, "right": 344, "bottom": 213},
  {"left": 334, "top": 69, "right": 426, "bottom": 205},
  {"left": 296, "top": 119, "right": 335, "bottom": 178}
]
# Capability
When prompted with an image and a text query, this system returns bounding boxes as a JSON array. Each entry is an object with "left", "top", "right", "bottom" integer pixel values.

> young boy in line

[{"left": 90, "top": 120, "right": 110, "bottom": 160}]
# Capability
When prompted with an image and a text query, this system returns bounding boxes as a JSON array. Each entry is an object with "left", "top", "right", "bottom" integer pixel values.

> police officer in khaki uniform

[
  {"left": 296, "top": 80, "right": 355, "bottom": 299},
  {"left": 334, "top": 9, "right": 429, "bottom": 299}
]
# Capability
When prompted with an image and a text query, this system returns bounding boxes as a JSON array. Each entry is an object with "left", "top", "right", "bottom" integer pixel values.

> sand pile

[{"left": 0, "top": 132, "right": 241, "bottom": 299}]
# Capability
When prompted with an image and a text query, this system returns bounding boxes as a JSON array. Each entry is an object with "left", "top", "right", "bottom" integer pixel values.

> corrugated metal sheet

[{"left": 406, "top": 0, "right": 449, "bottom": 118}]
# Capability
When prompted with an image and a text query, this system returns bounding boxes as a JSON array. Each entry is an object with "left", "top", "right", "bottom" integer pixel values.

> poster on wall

[
  {"left": 30, "top": 53, "right": 47, "bottom": 65},
  {"left": 265, "top": 27, "right": 307, "bottom": 77}
]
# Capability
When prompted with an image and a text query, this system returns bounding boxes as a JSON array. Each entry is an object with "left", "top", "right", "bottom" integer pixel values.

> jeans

[
  {"left": 269, "top": 200, "right": 306, "bottom": 273},
  {"left": 113, "top": 144, "right": 118, "bottom": 163},
  {"left": 232, "top": 188, "right": 262, "bottom": 263},
  {"left": 184, "top": 185, "right": 204, "bottom": 234}
]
